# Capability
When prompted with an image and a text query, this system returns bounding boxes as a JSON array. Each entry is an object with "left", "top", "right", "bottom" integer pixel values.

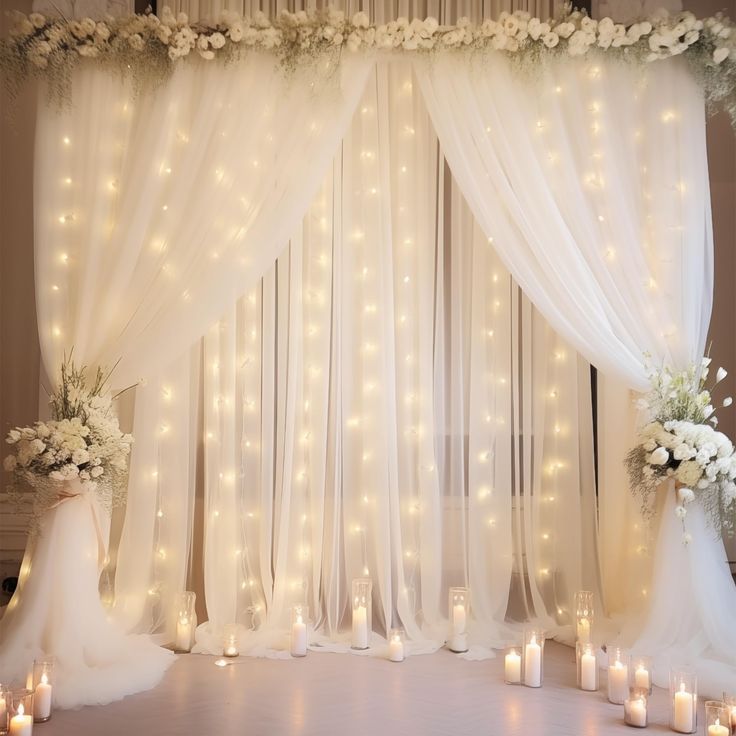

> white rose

[
  {"left": 210, "top": 32, "right": 226, "bottom": 49},
  {"left": 228, "top": 23, "right": 243, "bottom": 42},
  {"left": 6, "top": 430, "right": 21, "bottom": 444},
  {"left": 542, "top": 31, "right": 559, "bottom": 49},
  {"left": 503, "top": 16, "right": 519, "bottom": 36},
  {"left": 649, "top": 446, "right": 669, "bottom": 465},
  {"left": 30, "top": 439, "right": 46, "bottom": 455},
  {"left": 29, "top": 13, "right": 46, "bottom": 29},
  {"left": 128, "top": 33, "right": 144, "bottom": 51},
  {"left": 352, "top": 11, "right": 370, "bottom": 29},
  {"left": 673, "top": 443, "right": 694, "bottom": 461},
  {"left": 3, "top": 455, "right": 17, "bottom": 471},
  {"left": 80, "top": 18, "right": 96, "bottom": 36},
  {"left": 91, "top": 466, "right": 104, "bottom": 478},
  {"left": 555, "top": 22, "right": 575, "bottom": 39}
]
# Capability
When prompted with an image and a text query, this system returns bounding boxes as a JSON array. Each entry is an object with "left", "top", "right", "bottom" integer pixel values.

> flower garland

[
  {"left": 1, "top": 6, "right": 735, "bottom": 123},
  {"left": 625, "top": 356, "right": 736, "bottom": 542}
]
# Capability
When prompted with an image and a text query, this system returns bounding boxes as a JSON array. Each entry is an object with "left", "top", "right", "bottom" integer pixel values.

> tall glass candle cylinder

[
  {"left": 705, "top": 701, "right": 730, "bottom": 736},
  {"left": 576, "top": 642, "right": 598, "bottom": 691},
  {"left": 7, "top": 691, "right": 33, "bottom": 736},
  {"left": 222, "top": 624, "right": 239, "bottom": 657},
  {"left": 670, "top": 669, "right": 697, "bottom": 734},
  {"left": 630, "top": 655, "right": 653, "bottom": 696},
  {"left": 351, "top": 578, "right": 372, "bottom": 650},
  {"left": 624, "top": 687, "right": 649, "bottom": 728},
  {"left": 448, "top": 587, "right": 469, "bottom": 653},
  {"left": 574, "top": 590, "right": 594, "bottom": 645},
  {"left": 388, "top": 628, "right": 405, "bottom": 662},
  {"left": 607, "top": 647, "right": 630, "bottom": 705},
  {"left": 504, "top": 646, "right": 522, "bottom": 685},
  {"left": 31, "top": 660, "right": 53, "bottom": 723},
  {"left": 724, "top": 694, "right": 736, "bottom": 734},
  {"left": 174, "top": 591, "right": 196, "bottom": 653},
  {"left": 523, "top": 629, "right": 544, "bottom": 687},
  {"left": 290, "top": 605, "right": 308, "bottom": 657}
]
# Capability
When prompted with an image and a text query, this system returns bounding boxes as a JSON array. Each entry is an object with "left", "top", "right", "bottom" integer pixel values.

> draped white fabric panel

[
  {"left": 187, "top": 60, "right": 598, "bottom": 655},
  {"left": 34, "top": 55, "right": 371, "bottom": 390},
  {"left": 416, "top": 55, "right": 713, "bottom": 392}
]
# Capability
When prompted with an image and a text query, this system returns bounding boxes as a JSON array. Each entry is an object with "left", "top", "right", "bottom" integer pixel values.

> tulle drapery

[
  {"left": 34, "top": 54, "right": 371, "bottom": 390},
  {"left": 415, "top": 54, "right": 713, "bottom": 392}
]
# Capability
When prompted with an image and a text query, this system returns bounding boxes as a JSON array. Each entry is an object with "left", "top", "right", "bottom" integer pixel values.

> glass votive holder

[
  {"left": 351, "top": 578, "right": 372, "bottom": 650},
  {"left": 705, "top": 701, "right": 730, "bottom": 736},
  {"left": 574, "top": 590, "right": 594, "bottom": 644},
  {"left": 723, "top": 694, "right": 736, "bottom": 734},
  {"left": 576, "top": 641, "right": 598, "bottom": 691},
  {"left": 448, "top": 587, "right": 469, "bottom": 653},
  {"left": 624, "top": 687, "right": 649, "bottom": 728},
  {"left": 522, "top": 629, "right": 544, "bottom": 687},
  {"left": 388, "top": 628, "right": 405, "bottom": 662},
  {"left": 7, "top": 689, "right": 33, "bottom": 736},
  {"left": 174, "top": 590, "right": 196, "bottom": 653},
  {"left": 31, "top": 659, "right": 54, "bottom": 723},
  {"left": 290, "top": 604, "right": 308, "bottom": 657},
  {"left": 669, "top": 668, "right": 697, "bottom": 734},
  {"left": 0, "top": 684, "right": 9, "bottom": 736},
  {"left": 504, "top": 646, "right": 522, "bottom": 685},
  {"left": 629, "top": 655, "right": 653, "bottom": 696},
  {"left": 607, "top": 647, "right": 630, "bottom": 705},
  {"left": 222, "top": 624, "right": 239, "bottom": 657}
]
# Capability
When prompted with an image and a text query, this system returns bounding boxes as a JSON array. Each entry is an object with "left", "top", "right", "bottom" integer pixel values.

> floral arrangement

[
  {"left": 1, "top": 6, "right": 735, "bottom": 124},
  {"left": 626, "top": 356, "right": 736, "bottom": 541},
  {"left": 3, "top": 355, "right": 132, "bottom": 509}
]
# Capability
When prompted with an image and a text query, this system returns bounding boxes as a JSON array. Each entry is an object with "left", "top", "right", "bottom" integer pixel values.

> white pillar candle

[
  {"left": 175, "top": 617, "right": 193, "bottom": 652},
  {"left": 452, "top": 604, "right": 466, "bottom": 635},
  {"left": 625, "top": 697, "right": 647, "bottom": 727},
  {"left": 388, "top": 634, "right": 404, "bottom": 663},
  {"left": 634, "top": 664, "right": 650, "bottom": 691},
  {"left": 708, "top": 719, "right": 729, "bottom": 736},
  {"left": 291, "top": 615, "right": 307, "bottom": 657},
  {"left": 608, "top": 660, "right": 628, "bottom": 704},
  {"left": 577, "top": 617, "right": 591, "bottom": 645},
  {"left": 505, "top": 650, "right": 521, "bottom": 684},
  {"left": 33, "top": 673, "right": 52, "bottom": 721},
  {"left": 673, "top": 682, "right": 695, "bottom": 733},
  {"left": 580, "top": 650, "right": 597, "bottom": 691},
  {"left": 352, "top": 604, "right": 368, "bottom": 649},
  {"left": 524, "top": 635, "right": 542, "bottom": 687},
  {"left": 9, "top": 704, "right": 33, "bottom": 736}
]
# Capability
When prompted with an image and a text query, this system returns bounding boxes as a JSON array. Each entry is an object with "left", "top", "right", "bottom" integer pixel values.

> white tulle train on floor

[
  {"left": 0, "top": 490, "right": 174, "bottom": 708},
  {"left": 626, "top": 483, "right": 736, "bottom": 697}
]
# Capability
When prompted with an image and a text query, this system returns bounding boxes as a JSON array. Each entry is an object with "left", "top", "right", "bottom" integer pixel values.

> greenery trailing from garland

[{"left": 0, "top": 5, "right": 735, "bottom": 123}]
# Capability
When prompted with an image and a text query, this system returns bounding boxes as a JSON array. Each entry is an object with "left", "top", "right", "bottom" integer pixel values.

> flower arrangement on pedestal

[
  {"left": 626, "top": 356, "right": 736, "bottom": 542},
  {"left": 3, "top": 354, "right": 133, "bottom": 517}
]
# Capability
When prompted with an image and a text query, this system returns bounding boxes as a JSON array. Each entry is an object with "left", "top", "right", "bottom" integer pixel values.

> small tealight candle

[
  {"left": 223, "top": 625, "right": 239, "bottom": 658},
  {"left": 705, "top": 701, "right": 731, "bottom": 736},
  {"left": 709, "top": 719, "right": 729, "bottom": 736},
  {"left": 388, "top": 628, "right": 404, "bottom": 663},
  {"left": 9, "top": 704, "right": 32, "bottom": 736},
  {"left": 504, "top": 648, "right": 521, "bottom": 684}
]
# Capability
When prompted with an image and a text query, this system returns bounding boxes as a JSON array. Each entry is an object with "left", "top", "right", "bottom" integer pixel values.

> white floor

[{"left": 40, "top": 641, "right": 698, "bottom": 736}]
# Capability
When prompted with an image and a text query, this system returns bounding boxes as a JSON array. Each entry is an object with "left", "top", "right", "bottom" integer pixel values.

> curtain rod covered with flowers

[{"left": 2, "top": 6, "right": 736, "bottom": 124}]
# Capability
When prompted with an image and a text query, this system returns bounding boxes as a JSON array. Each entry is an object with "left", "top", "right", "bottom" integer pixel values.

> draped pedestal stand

[
  {"left": 0, "top": 480, "right": 174, "bottom": 708},
  {"left": 626, "top": 479, "right": 736, "bottom": 697}
]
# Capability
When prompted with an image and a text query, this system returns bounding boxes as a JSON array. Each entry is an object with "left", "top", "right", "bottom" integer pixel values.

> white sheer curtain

[
  {"left": 191, "top": 59, "right": 597, "bottom": 657},
  {"left": 416, "top": 54, "right": 713, "bottom": 393},
  {"left": 34, "top": 54, "right": 371, "bottom": 391}
]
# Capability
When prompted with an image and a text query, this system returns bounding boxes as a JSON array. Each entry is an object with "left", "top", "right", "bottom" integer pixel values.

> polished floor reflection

[{"left": 41, "top": 641, "right": 696, "bottom": 735}]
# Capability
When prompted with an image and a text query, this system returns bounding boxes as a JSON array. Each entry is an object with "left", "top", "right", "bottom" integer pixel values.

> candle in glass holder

[
  {"left": 634, "top": 663, "right": 650, "bottom": 691},
  {"left": 577, "top": 643, "right": 598, "bottom": 692},
  {"left": 174, "top": 591, "right": 197, "bottom": 653},
  {"left": 9, "top": 704, "right": 32, "bottom": 736},
  {"left": 706, "top": 701, "right": 730, "bottom": 736},
  {"left": 607, "top": 648, "right": 629, "bottom": 705},
  {"left": 388, "top": 628, "right": 404, "bottom": 662},
  {"left": 448, "top": 588, "right": 469, "bottom": 653},
  {"left": 351, "top": 579, "right": 372, "bottom": 650},
  {"left": 670, "top": 671, "right": 697, "bottom": 735},
  {"left": 32, "top": 674, "right": 51, "bottom": 722},
  {"left": 523, "top": 630, "right": 544, "bottom": 688},
  {"left": 223, "top": 624, "right": 239, "bottom": 658},
  {"left": 505, "top": 648, "right": 521, "bottom": 684},
  {"left": 624, "top": 691, "right": 648, "bottom": 728},
  {"left": 709, "top": 720, "right": 729, "bottom": 736},
  {"left": 0, "top": 686, "right": 7, "bottom": 731},
  {"left": 575, "top": 591, "right": 594, "bottom": 644},
  {"left": 291, "top": 606, "right": 308, "bottom": 657}
]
